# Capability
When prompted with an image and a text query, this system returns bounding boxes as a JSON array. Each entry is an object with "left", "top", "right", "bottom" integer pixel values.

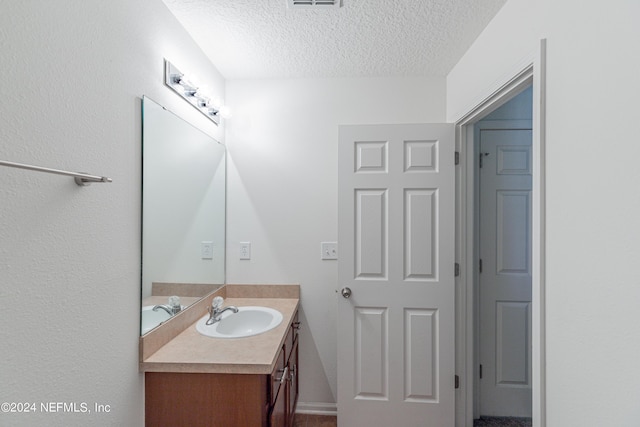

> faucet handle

[
  {"left": 168, "top": 295, "right": 181, "bottom": 308},
  {"left": 212, "top": 296, "right": 224, "bottom": 310},
  {"left": 168, "top": 296, "right": 181, "bottom": 315}
]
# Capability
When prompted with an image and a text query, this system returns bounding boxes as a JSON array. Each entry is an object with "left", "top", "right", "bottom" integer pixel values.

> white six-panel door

[
  {"left": 479, "top": 127, "right": 532, "bottom": 417},
  {"left": 337, "top": 124, "right": 455, "bottom": 426}
]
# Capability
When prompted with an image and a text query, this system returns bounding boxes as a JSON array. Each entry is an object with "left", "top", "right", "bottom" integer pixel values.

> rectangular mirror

[{"left": 141, "top": 96, "right": 225, "bottom": 335}]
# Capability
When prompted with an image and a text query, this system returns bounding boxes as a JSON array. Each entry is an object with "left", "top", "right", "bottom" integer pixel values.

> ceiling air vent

[{"left": 287, "top": 0, "right": 343, "bottom": 9}]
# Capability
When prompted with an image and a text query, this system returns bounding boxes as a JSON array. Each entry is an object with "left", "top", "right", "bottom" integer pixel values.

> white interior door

[
  {"left": 478, "top": 127, "right": 532, "bottom": 417},
  {"left": 337, "top": 123, "right": 455, "bottom": 426}
]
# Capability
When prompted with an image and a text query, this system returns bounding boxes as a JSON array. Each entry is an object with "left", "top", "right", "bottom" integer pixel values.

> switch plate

[
  {"left": 321, "top": 242, "right": 338, "bottom": 260},
  {"left": 240, "top": 242, "right": 251, "bottom": 260},
  {"left": 201, "top": 241, "right": 213, "bottom": 259}
]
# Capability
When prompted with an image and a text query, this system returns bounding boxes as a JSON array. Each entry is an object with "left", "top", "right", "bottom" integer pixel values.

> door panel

[
  {"left": 354, "top": 307, "right": 388, "bottom": 399},
  {"left": 338, "top": 124, "right": 454, "bottom": 426},
  {"left": 404, "top": 308, "right": 437, "bottom": 401},
  {"left": 355, "top": 189, "right": 387, "bottom": 279},
  {"left": 496, "top": 190, "right": 530, "bottom": 274},
  {"left": 404, "top": 189, "right": 437, "bottom": 280},
  {"left": 479, "top": 128, "right": 532, "bottom": 417},
  {"left": 496, "top": 301, "right": 530, "bottom": 385}
]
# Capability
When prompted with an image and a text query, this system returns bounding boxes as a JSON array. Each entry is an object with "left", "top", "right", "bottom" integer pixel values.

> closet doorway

[{"left": 475, "top": 88, "right": 533, "bottom": 419}]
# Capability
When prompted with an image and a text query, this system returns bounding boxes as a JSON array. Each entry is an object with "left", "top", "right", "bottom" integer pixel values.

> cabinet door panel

[
  {"left": 270, "top": 345, "right": 286, "bottom": 406},
  {"left": 145, "top": 372, "right": 267, "bottom": 427},
  {"left": 288, "top": 340, "right": 299, "bottom": 426},
  {"left": 270, "top": 381, "right": 287, "bottom": 427}
]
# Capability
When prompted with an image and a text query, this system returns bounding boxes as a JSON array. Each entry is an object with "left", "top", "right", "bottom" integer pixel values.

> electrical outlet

[
  {"left": 240, "top": 242, "right": 251, "bottom": 260},
  {"left": 201, "top": 241, "right": 213, "bottom": 259},
  {"left": 321, "top": 242, "right": 338, "bottom": 260}
]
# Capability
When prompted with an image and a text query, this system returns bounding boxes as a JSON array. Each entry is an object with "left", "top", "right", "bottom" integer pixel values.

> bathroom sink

[
  {"left": 195, "top": 306, "right": 283, "bottom": 339},
  {"left": 141, "top": 305, "right": 172, "bottom": 334},
  {"left": 141, "top": 305, "right": 184, "bottom": 334}
]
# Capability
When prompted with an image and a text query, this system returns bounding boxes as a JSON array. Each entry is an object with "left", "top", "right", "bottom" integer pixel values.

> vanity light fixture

[{"left": 164, "top": 59, "right": 230, "bottom": 126}]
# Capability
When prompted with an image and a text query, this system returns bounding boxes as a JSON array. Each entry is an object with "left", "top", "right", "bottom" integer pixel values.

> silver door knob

[{"left": 341, "top": 287, "right": 352, "bottom": 299}]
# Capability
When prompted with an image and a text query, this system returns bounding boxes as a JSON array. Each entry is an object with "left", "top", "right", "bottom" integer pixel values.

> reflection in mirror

[{"left": 141, "top": 96, "right": 225, "bottom": 335}]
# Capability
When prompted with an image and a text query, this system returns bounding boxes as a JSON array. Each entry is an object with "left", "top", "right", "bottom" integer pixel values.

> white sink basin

[{"left": 195, "top": 306, "right": 283, "bottom": 339}]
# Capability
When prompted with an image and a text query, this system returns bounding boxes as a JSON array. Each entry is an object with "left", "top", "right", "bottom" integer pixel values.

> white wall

[
  {"left": 225, "top": 76, "right": 446, "bottom": 406},
  {"left": 448, "top": 0, "right": 640, "bottom": 425},
  {"left": 446, "top": 0, "right": 540, "bottom": 122},
  {"left": 0, "top": 1, "right": 224, "bottom": 425}
]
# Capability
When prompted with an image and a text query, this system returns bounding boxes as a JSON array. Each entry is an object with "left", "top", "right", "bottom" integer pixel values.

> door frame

[{"left": 454, "top": 40, "right": 547, "bottom": 427}]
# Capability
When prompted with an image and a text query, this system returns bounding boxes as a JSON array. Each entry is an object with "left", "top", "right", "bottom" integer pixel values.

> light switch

[
  {"left": 201, "top": 241, "right": 213, "bottom": 259},
  {"left": 321, "top": 242, "right": 338, "bottom": 260},
  {"left": 240, "top": 242, "right": 251, "bottom": 260}
]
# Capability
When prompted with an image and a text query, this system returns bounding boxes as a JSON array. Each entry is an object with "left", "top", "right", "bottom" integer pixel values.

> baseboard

[{"left": 295, "top": 401, "right": 337, "bottom": 416}]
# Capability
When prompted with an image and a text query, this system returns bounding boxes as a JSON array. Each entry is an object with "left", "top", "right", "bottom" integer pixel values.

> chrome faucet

[
  {"left": 152, "top": 305, "right": 174, "bottom": 315},
  {"left": 206, "top": 296, "right": 239, "bottom": 325},
  {"left": 153, "top": 296, "right": 182, "bottom": 316}
]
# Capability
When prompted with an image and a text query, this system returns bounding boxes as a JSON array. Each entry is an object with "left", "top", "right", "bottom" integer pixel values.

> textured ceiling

[{"left": 162, "top": 0, "right": 507, "bottom": 80}]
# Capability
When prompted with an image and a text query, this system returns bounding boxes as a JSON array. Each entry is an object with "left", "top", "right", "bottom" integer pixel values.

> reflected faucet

[
  {"left": 206, "top": 296, "right": 239, "bottom": 325},
  {"left": 152, "top": 305, "right": 174, "bottom": 315},
  {"left": 153, "top": 296, "right": 182, "bottom": 316}
]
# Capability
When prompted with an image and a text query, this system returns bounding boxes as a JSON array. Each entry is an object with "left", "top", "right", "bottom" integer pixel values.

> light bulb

[
  {"left": 176, "top": 74, "right": 197, "bottom": 92},
  {"left": 195, "top": 96, "right": 208, "bottom": 108}
]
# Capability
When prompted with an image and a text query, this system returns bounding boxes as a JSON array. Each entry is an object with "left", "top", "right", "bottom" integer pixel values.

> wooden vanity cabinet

[{"left": 145, "top": 309, "right": 299, "bottom": 427}]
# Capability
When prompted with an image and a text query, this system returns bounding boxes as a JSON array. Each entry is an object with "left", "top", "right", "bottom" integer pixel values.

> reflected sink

[
  {"left": 141, "top": 305, "right": 171, "bottom": 334},
  {"left": 196, "top": 306, "right": 283, "bottom": 339},
  {"left": 141, "top": 305, "right": 183, "bottom": 334}
]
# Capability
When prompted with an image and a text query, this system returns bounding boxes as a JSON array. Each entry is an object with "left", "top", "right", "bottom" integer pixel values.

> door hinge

[
  {"left": 455, "top": 151, "right": 460, "bottom": 165},
  {"left": 479, "top": 258, "right": 483, "bottom": 273},
  {"left": 479, "top": 364, "right": 483, "bottom": 379},
  {"left": 454, "top": 262, "right": 460, "bottom": 277},
  {"left": 455, "top": 375, "right": 460, "bottom": 389}
]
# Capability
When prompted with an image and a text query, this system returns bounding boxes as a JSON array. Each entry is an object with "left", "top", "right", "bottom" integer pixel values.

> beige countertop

[{"left": 140, "top": 296, "right": 299, "bottom": 375}]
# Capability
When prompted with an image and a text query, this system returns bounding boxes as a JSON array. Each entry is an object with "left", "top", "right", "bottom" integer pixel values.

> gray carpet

[{"left": 474, "top": 417, "right": 532, "bottom": 427}]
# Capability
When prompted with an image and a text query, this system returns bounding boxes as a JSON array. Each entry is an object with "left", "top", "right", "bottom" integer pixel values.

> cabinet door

[
  {"left": 270, "top": 345, "right": 286, "bottom": 407},
  {"left": 287, "top": 339, "right": 299, "bottom": 426},
  {"left": 270, "top": 365, "right": 288, "bottom": 427},
  {"left": 270, "top": 385, "right": 286, "bottom": 427}
]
